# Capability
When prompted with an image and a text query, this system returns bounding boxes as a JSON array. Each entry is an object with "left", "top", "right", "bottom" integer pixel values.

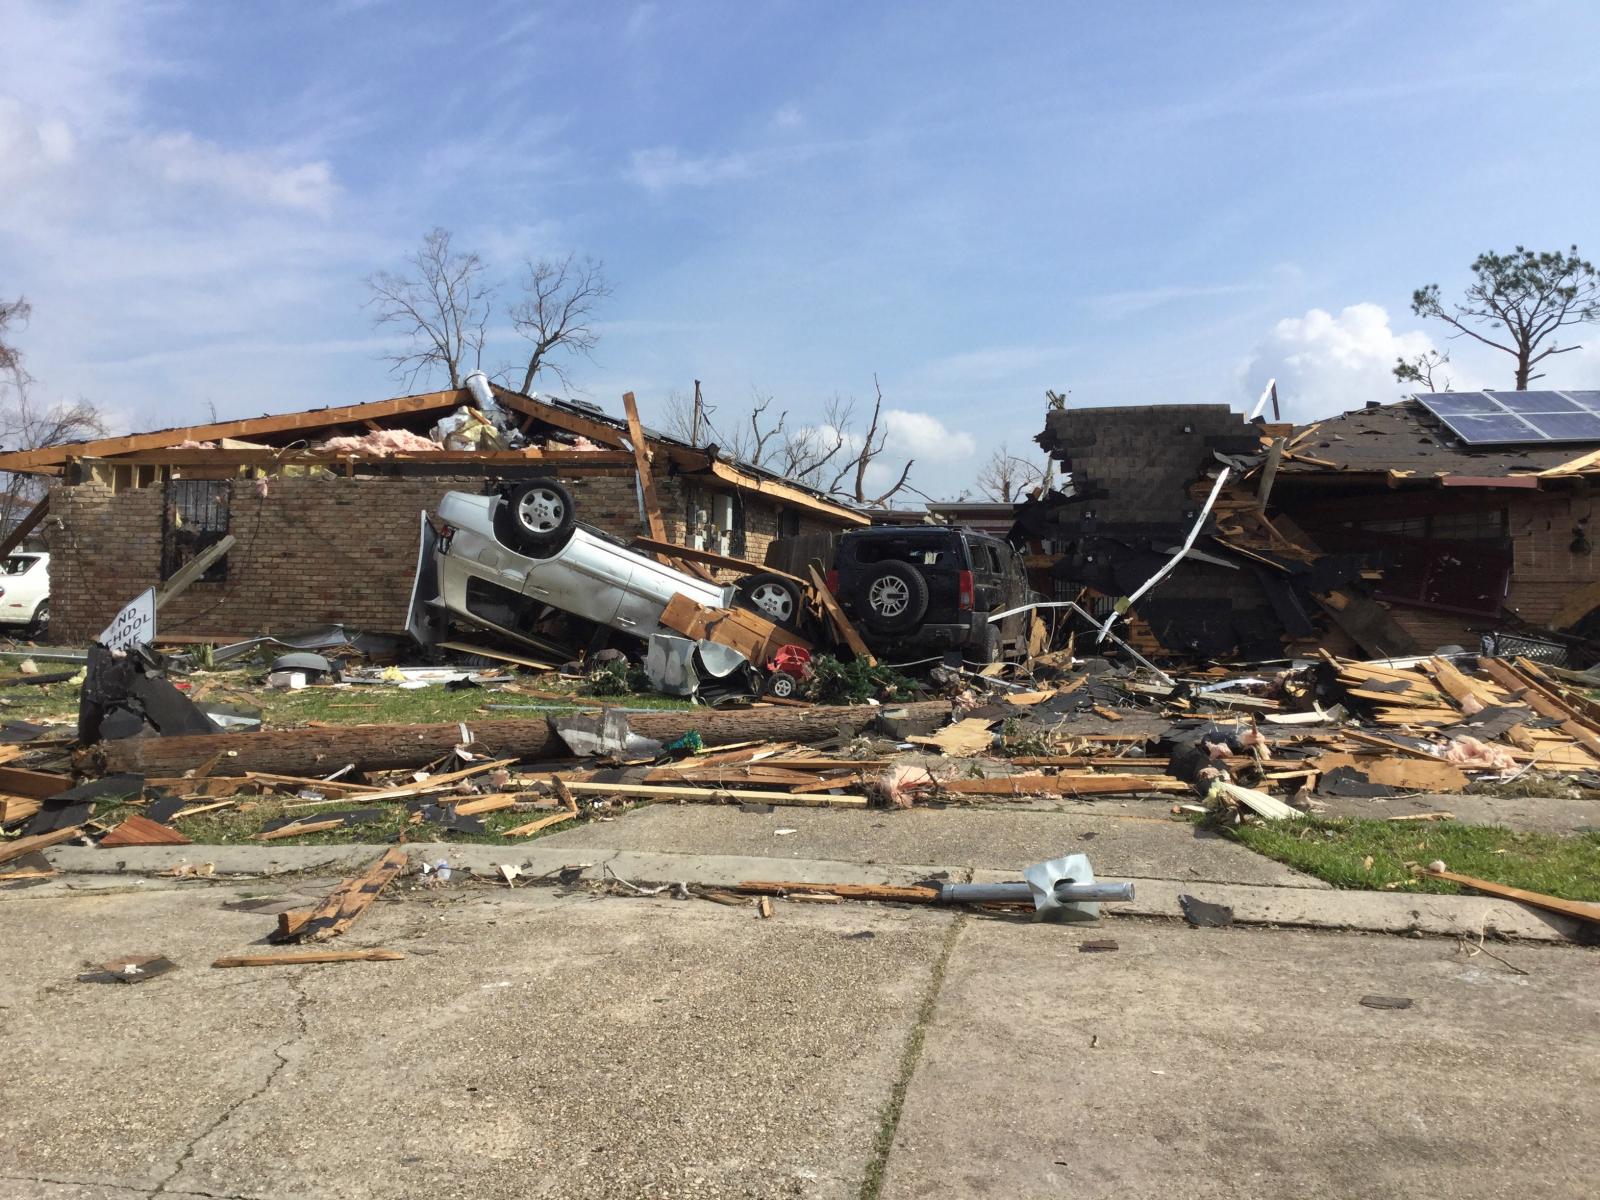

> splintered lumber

[
  {"left": 1421, "top": 866, "right": 1600, "bottom": 928},
  {"left": 735, "top": 880, "right": 940, "bottom": 903},
  {"left": 360, "top": 758, "right": 518, "bottom": 802},
  {"left": 0, "top": 766, "right": 72, "bottom": 799},
  {"left": 622, "top": 391, "right": 671, "bottom": 558},
  {"left": 275, "top": 848, "right": 408, "bottom": 943},
  {"left": 560, "top": 780, "right": 869, "bottom": 808},
  {"left": 808, "top": 565, "right": 876, "bottom": 665},
  {"left": 255, "top": 818, "right": 345, "bottom": 841},
  {"left": 907, "top": 718, "right": 996, "bottom": 757},
  {"left": 659, "top": 593, "right": 804, "bottom": 662},
  {"left": 1209, "top": 781, "right": 1302, "bottom": 820},
  {"left": 502, "top": 810, "right": 578, "bottom": 838},
  {"left": 99, "top": 701, "right": 955, "bottom": 778},
  {"left": 631, "top": 534, "right": 806, "bottom": 584},
  {"left": 1310, "top": 753, "right": 1469, "bottom": 792},
  {"left": 0, "top": 796, "right": 42, "bottom": 824},
  {"left": 0, "top": 825, "right": 83, "bottom": 865},
  {"left": 448, "top": 793, "right": 519, "bottom": 817},
  {"left": 212, "top": 949, "right": 405, "bottom": 968},
  {"left": 941, "top": 774, "right": 1190, "bottom": 797},
  {"left": 550, "top": 775, "right": 579, "bottom": 813},
  {"left": 99, "top": 814, "right": 193, "bottom": 847}
]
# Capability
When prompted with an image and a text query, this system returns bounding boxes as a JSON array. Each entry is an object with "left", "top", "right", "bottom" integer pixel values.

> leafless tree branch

[
  {"left": 365, "top": 227, "right": 492, "bottom": 390},
  {"left": 510, "top": 253, "right": 612, "bottom": 394}
]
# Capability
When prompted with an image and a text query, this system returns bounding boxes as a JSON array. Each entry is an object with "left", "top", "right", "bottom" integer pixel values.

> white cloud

[
  {"left": 144, "top": 132, "right": 338, "bottom": 216},
  {"left": 771, "top": 103, "right": 804, "bottom": 131},
  {"left": 625, "top": 146, "right": 751, "bottom": 193},
  {"left": 883, "top": 408, "right": 976, "bottom": 462},
  {"left": 1241, "top": 302, "right": 1439, "bottom": 422},
  {"left": 0, "top": 96, "right": 75, "bottom": 188}
]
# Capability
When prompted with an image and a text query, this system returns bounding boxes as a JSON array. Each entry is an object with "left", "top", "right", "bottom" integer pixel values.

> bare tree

[
  {"left": 656, "top": 379, "right": 914, "bottom": 505},
  {"left": 975, "top": 443, "right": 1046, "bottom": 502},
  {"left": 1392, "top": 348, "right": 1452, "bottom": 391},
  {"left": 510, "top": 253, "right": 611, "bottom": 394},
  {"left": 365, "top": 227, "right": 492, "bottom": 390},
  {"left": 0, "top": 295, "right": 31, "bottom": 380},
  {"left": 821, "top": 377, "right": 914, "bottom": 506},
  {"left": 1409, "top": 246, "right": 1600, "bottom": 389},
  {"left": 0, "top": 298, "right": 107, "bottom": 530}
]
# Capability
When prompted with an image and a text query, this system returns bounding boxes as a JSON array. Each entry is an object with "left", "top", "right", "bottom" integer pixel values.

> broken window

[
  {"left": 777, "top": 508, "right": 801, "bottom": 539},
  {"left": 161, "top": 480, "right": 231, "bottom": 582}
]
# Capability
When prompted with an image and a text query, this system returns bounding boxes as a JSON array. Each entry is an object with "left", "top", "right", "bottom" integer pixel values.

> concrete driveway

[{"left": 2, "top": 865, "right": 1596, "bottom": 1200}]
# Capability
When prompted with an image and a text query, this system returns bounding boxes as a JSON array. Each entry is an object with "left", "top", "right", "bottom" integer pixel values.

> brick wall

[
  {"left": 47, "top": 471, "right": 848, "bottom": 642},
  {"left": 1346, "top": 489, "right": 1600, "bottom": 650}
]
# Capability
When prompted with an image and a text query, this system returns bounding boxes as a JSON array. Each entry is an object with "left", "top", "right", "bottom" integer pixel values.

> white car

[
  {"left": 414, "top": 481, "right": 803, "bottom": 656},
  {"left": 0, "top": 552, "right": 49, "bottom": 635}
]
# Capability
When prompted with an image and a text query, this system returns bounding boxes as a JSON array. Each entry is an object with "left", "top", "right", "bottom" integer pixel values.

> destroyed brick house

[
  {"left": 0, "top": 378, "right": 866, "bottom": 645},
  {"left": 1016, "top": 392, "right": 1600, "bottom": 663}
]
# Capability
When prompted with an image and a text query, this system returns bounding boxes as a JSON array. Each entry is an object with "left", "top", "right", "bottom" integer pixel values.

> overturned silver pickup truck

[{"left": 407, "top": 479, "right": 804, "bottom": 671}]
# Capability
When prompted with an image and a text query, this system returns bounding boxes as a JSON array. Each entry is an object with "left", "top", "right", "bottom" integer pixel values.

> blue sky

[{"left": 3, "top": 0, "right": 1599, "bottom": 499}]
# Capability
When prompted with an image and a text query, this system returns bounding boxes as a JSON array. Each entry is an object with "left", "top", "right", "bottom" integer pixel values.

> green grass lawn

[
  {"left": 96, "top": 789, "right": 611, "bottom": 847},
  {"left": 1228, "top": 816, "right": 1600, "bottom": 902},
  {"left": 0, "top": 662, "right": 694, "bottom": 731}
]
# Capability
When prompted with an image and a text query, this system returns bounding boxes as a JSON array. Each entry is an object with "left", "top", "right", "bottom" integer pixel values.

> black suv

[{"left": 827, "top": 526, "right": 1035, "bottom": 662}]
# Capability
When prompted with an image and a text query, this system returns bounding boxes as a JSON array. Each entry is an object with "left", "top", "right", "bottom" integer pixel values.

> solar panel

[
  {"left": 1490, "top": 390, "right": 1580, "bottom": 413},
  {"left": 1413, "top": 392, "right": 1499, "bottom": 415},
  {"left": 1524, "top": 412, "right": 1600, "bottom": 441},
  {"left": 1413, "top": 390, "right": 1600, "bottom": 445}
]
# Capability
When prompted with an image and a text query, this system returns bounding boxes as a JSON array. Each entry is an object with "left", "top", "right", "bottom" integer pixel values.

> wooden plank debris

[
  {"left": 907, "top": 718, "right": 996, "bottom": 757},
  {"left": 941, "top": 773, "right": 1190, "bottom": 797},
  {"left": 99, "top": 814, "right": 193, "bottom": 847},
  {"left": 212, "top": 949, "right": 405, "bottom": 968},
  {"left": 1421, "top": 865, "right": 1600, "bottom": 928},
  {"left": 807, "top": 565, "right": 876, "bottom": 665},
  {"left": 274, "top": 848, "right": 408, "bottom": 943},
  {"left": 0, "top": 825, "right": 82, "bottom": 865},
  {"left": 502, "top": 810, "right": 578, "bottom": 838},
  {"left": 559, "top": 780, "right": 869, "bottom": 808}
]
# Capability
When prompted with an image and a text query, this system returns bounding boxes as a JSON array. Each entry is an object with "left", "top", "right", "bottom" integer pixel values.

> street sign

[{"left": 99, "top": 587, "right": 156, "bottom": 651}]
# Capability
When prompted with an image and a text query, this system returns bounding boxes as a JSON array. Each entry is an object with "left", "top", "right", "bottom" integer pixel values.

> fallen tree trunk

[{"left": 94, "top": 700, "right": 954, "bottom": 779}]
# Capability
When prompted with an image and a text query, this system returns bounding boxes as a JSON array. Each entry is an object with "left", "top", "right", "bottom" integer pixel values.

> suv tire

[
  {"left": 502, "top": 480, "right": 576, "bottom": 552},
  {"left": 854, "top": 560, "right": 929, "bottom": 634},
  {"left": 975, "top": 620, "right": 1002, "bottom": 665},
  {"left": 735, "top": 572, "right": 803, "bottom": 628}
]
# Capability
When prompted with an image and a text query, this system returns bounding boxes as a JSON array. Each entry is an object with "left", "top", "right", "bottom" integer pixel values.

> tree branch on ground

[
  {"left": 509, "top": 253, "right": 612, "bottom": 394},
  {"left": 1410, "top": 246, "right": 1600, "bottom": 389},
  {"left": 365, "top": 227, "right": 492, "bottom": 390}
]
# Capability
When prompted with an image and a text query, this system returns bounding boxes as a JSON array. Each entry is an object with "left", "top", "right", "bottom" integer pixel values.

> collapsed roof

[{"left": 0, "top": 380, "right": 868, "bottom": 525}]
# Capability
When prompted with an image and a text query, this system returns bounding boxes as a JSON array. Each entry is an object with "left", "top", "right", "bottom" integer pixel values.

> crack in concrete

[
  {"left": 148, "top": 977, "right": 311, "bottom": 1197},
  {"left": 0, "top": 1170, "right": 253, "bottom": 1198},
  {"left": 858, "top": 910, "right": 966, "bottom": 1200}
]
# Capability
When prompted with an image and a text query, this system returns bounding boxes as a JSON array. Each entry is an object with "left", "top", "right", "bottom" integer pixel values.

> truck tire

[
  {"left": 854, "top": 560, "right": 928, "bottom": 634},
  {"left": 973, "top": 620, "right": 1002, "bottom": 665},
  {"left": 735, "top": 572, "right": 803, "bottom": 629},
  {"left": 502, "top": 480, "right": 576, "bottom": 553}
]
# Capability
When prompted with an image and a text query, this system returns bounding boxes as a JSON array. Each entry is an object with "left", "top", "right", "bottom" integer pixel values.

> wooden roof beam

[{"left": 0, "top": 386, "right": 473, "bottom": 474}]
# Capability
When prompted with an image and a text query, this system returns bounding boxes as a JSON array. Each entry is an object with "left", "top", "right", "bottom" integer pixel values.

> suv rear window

[{"left": 846, "top": 532, "right": 964, "bottom": 568}]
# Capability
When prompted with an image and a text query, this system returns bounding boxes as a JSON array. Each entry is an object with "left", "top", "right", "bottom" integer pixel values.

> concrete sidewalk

[{"left": 1, "top": 878, "right": 1595, "bottom": 1199}]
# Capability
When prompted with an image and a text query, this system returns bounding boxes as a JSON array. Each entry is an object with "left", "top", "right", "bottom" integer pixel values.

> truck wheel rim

[
  {"left": 518, "top": 488, "right": 565, "bottom": 533},
  {"left": 869, "top": 577, "right": 909, "bottom": 616},
  {"left": 750, "top": 582, "right": 793, "bottom": 621}
]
